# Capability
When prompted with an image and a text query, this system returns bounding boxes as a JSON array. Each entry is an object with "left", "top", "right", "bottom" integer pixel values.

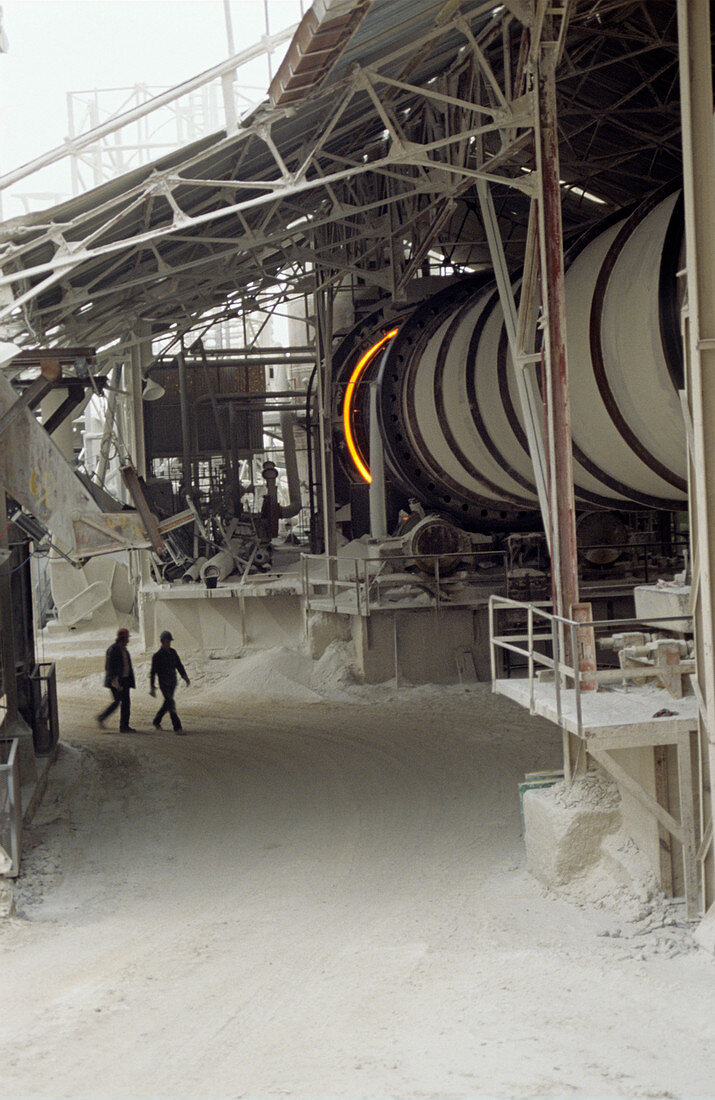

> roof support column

[
  {"left": 125, "top": 324, "right": 152, "bottom": 592},
  {"left": 122, "top": 324, "right": 150, "bottom": 483},
  {"left": 177, "top": 348, "right": 195, "bottom": 502},
  {"left": 95, "top": 362, "right": 122, "bottom": 491},
  {"left": 534, "top": 44, "right": 579, "bottom": 631},
  {"left": 677, "top": 0, "right": 715, "bottom": 914},
  {"left": 475, "top": 182, "right": 551, "bottom": 551},
  {"left": 314, "top": 276, "right": 338, "bottom": 575},
  {"left": 532, "top": 25, "right": 584, "bottom": 782}
]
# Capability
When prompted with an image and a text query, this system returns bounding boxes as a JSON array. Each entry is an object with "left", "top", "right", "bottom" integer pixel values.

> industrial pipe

[
  {"left": 182, "top": 556, "right": 207, "bottom": 583},
  {"left": 278, "top": 410, "right": 302, "bottom": 519},
  {"left": 200, "top": 547, "right": 237, "bottom": 583},
  {"left": 263, "top": 362, "right": 303, "bottom": 521}
]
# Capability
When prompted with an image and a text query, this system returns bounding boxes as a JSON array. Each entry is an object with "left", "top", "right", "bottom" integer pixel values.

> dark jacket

[
  {"left": 150, "top": 646, "right": 187, "bottom": 691},
  {"left": 104, "top": 642, "right": 136, "bottom": 689}
]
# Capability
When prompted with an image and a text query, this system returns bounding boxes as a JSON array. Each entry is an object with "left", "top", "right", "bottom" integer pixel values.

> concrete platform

[
  {"left": 494, "top": 678, "right": 698, "bottom": 748},
  {"left": 495, "top": 676, "right": 699, "bottom": 916},
  {"left": 140, "top": 577, "right": 494, "bottom": 685}
]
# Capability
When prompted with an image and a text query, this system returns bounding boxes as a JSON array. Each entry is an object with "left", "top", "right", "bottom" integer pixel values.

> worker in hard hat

[
  {"left": 97, "top": 627, "right": 137, "bottom": 732},
  {"left": 150, "top": 630, "right": 191, "bottom": 733}
]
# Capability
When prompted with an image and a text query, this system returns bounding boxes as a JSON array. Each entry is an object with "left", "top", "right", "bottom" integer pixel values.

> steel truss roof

[{"left": 0, "top": 0, "right": 685, "bottom": 356}]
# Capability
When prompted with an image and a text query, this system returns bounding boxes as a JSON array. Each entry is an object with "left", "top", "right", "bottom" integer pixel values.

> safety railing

[
  {"left": 489, "top": 594, "right": 694, "bottom": 740},
  {"left": 577, "top": 533, "right": 689, "bottom": 583},
  {"left": 30, "top": 663, "right": 60, "bottom": 757},
  {"left": 0, "top": 738, "right": 21, "bottom": 878},
  {"left": 506, "top": 534, "right": 688, "bottom": 594},
  {"left": 302, "top": 549, "right": 508, "bottom": 616}
]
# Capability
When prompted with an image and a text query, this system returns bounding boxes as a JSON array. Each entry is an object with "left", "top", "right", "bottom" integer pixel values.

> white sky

[{"left": 0, "top": 0, "right": 304, "bottom": 216}]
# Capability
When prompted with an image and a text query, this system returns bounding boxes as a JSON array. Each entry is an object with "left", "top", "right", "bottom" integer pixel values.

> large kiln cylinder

[{"left": 337, "top": 192, "right": 686, "bottom": 530}]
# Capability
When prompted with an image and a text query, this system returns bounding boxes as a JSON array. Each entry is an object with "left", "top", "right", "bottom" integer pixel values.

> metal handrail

[
  {"left": 490, "top": 592, "right": 692, "bottom": 631},
  {"left": 301, "top": 549, "right": 509, "bottom": 616},
  {"left": 488, "top": 593, "right": 694, "bottom": 740},
  {"left": 0, "top": 738, "right": 21, "bottom": 876}
]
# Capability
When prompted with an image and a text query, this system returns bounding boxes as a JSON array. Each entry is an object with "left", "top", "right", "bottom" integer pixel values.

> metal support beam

[
  {"left": 368, "top": 382, "right": 387, "bottom": 540},
  {"left": 534, "top": 46, "right": 579, "bottom": 626},
  {"left": 314, "top": 276, "right": 337, "bottom": 568},
  {"left": 120, "top": 463, "right": 166, "bottom": 556},
  {"left": 221, "top": 0, "right": 239, "bottom": 135},
  {"left": 95, "top": 362, "right": 121, "bottom": 489},
  {"left": 177, "top": 348, "right": 195, "bottom": 501},
  {"left": 41, "top": 386, "right": 85, "bottom": 438},
  {"left": 476, "top": 178, "right": 551, "bottom": 550},
  {"left": 133, "top": 327, "right": 151, "bottom": 479},
  {"left": 677, "top": 0, "right": 715, "bottom": 911}
]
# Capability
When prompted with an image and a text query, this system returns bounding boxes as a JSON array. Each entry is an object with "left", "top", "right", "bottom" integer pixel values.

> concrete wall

[
  {"left": 140, "top": 587, "right": 305, "bottom": 656},
  {"left": 140, "top": 584, "right": 494, "bottom": 686},
  {"left": 610, "top": 746, "right": 664, "bottom": 886},
  {"left": 609, "top": 737, "right": 694, "bottom": 899},
  {"left": 353, "top": 606, "right": 491, "bottom": 684}
]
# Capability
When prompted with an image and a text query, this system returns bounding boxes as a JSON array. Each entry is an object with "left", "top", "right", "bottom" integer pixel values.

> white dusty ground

[{"left": 2, "top": 641, "right": 715, "bottom": 1100}]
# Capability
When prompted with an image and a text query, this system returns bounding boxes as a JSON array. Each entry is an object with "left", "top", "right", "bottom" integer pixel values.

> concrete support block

[
  {"left": 633, "top": 583, "right": 691, "bottom": 633},
  {"left": 596, "top": 830, "right": 655, "bottom": 892},
  {"left": 523, "top": 774, "right": 622, "bottom": 887}
]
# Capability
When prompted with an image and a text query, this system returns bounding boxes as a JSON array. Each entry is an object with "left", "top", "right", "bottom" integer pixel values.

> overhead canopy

[{"left": 0, "top": 0, "right": 684, "bottom": 353}]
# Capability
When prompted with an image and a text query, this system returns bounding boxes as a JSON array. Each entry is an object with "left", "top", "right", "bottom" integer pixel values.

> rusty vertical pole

[
  {"left": 533, "top": 32, "right": 584, "bottom": 781},
  {"left": 534, "top": 49, "right": 579, "bottom": 628}
]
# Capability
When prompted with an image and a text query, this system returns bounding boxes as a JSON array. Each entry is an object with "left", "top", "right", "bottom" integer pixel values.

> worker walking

[
  {"left": 97, "top": 627, "right": 136, "bottom": 732},
  {"left": 150, "top": 630, "right": 190, "bottom": 733}
]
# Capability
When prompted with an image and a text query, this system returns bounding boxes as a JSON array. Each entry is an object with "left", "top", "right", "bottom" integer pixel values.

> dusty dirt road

[{"left": 1, "top": 660, "right": 714, "bottom": 1099}]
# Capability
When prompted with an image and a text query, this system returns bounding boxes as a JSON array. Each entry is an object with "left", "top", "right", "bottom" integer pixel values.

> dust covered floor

[{"left": 1, "top": 649, "right": 714, "bottom": 1099}]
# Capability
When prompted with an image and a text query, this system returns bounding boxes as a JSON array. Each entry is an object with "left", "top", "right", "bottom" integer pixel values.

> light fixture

[{"left": 142, "top": 378, "right": 165, "bottom": 401}]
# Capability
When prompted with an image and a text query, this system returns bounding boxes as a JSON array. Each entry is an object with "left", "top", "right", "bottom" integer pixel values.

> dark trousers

[
  {"left": 154, "top": 685, "right": 182, "bottom": 730},
  {"left": 99, "top": 679, "right": 132, "bottom": 728}
]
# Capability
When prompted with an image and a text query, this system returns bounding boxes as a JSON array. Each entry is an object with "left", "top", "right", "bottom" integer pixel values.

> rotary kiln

[{"left": 335, "top": 191, "right": 686, "bottom": 539}]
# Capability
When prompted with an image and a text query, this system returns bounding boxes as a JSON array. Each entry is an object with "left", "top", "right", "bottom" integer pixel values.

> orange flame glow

[{"left": 342, "top": 329, "right": 399, "bottom": 484}]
